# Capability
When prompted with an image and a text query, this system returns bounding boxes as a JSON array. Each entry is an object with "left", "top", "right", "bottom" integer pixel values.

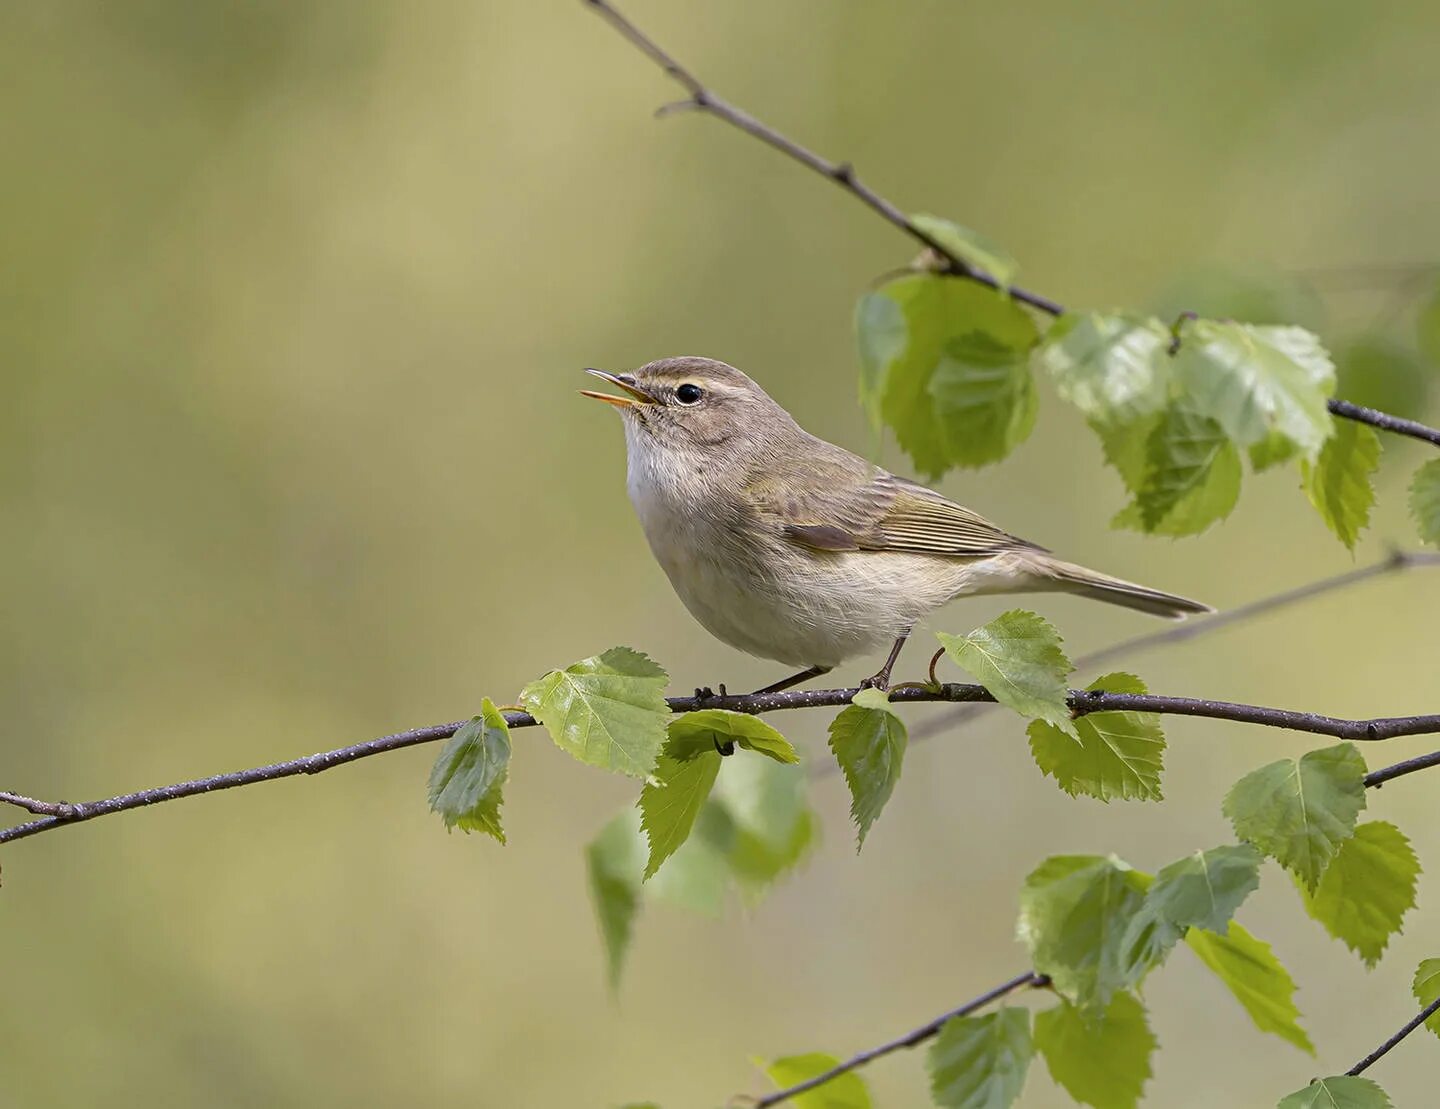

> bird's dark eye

[{"left": 675, "top": 383, "right": 704, "bottom": 405}]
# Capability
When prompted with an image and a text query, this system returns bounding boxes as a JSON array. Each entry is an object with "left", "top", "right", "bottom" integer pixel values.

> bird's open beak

[{"left": 580, "top": 368, "right": 656, "bottom": 408}]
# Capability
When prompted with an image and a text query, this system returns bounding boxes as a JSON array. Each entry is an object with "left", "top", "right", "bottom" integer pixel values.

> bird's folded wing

[{"left": 751, "top": 464, "right": 1045, "bottom": 558}]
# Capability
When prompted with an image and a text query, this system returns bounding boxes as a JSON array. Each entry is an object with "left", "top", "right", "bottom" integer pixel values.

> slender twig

[
  {"left": 748, "top": 971, "right": 1048, "bottom": 1109},
  {"left": 5, "top": 677, "right": 1438, "bottom": 846},
  {"left": 1365, "top": 749, "right": 1440, "bottom": 788},
  {"left": 0, "top": 791, "right": 69, "bottom": 816},
  {"left": 585, "top": 0, "right": 1440, "bottom": 450},
  {"left": 1346, "top": 994, "right": 1440, "bottom": 1076}
]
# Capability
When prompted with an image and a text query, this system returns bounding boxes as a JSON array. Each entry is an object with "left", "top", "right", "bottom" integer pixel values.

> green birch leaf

[
  {"left": 855, "top": 289, "right": 908, "bottom": 427},
  {"left": 1033, "top": 992, "right": 1155, "bottom": 1109},
  {"left": 1223, "top": 742, "right": 1368, "bottom": 891},
  {"left": 710, "top": 754, "right": 817, "bottom": 897},
  {"left": 1033, "top": 312, "right": 1172, "bottom": 425},
  {"left": 666, "top": 709, "right": 799, "bottom": 764},
  {"left": 1249, "top": 430, "right": 1302, "bottom": 472},
  {"left": 1027, "top": 672, "right": 1165, "bottom": 802},
  {"left": 1414, "top": 958, "right": 1440, "bottom": 1041},
  {"left": 928, "top": 329, "right": 1040, "bottom": 469},
  {"left": 1120, "top": 844, "right": 1263, "bottom": 977},
  {"left": 828, "top": 688, "right": 907, "bottom": 848},
  {"left": 646, "top": 827, "right": 729, "bottom": 917},
  {"left": 1112, "top": 407, "right": 1242, "bottom": 537},
  {"left": 1410, "top": 458, "right": 1440, "bottom": 546},
  {"left": 938, "top": 609, "right": 1075, "bottom": 738},
  {"left": 1299, "top": 820, "right": 1419, "bottom": 968},
  {"left": 861, "top": 274, "right": 1040, "bottom": 476},
  {"left": 927, "top": 1008, "right": 1033, "bottom": 1109},
  {"left": 1276, "top": 1076, "right": 1392, "bottom": 1109},
  {"left": 426, "top": 698, "right": 511, "bottom": 842},
  {"left": 520, "top": 647, "right": 670, "bottom": 778},
  {"left": 639, "top": 737, "right": 723, "bottom": 880},
  {"left": 1095, "top": 414, "right": 1159, "bottom": 496},
  {"left": 912, "top": 212, "right": 1020, "bottom": 287},
  {"left": 586, "top": 811, "right": 645, "bottom": 990},
  {"left": 1017, "top": 855, "right": 1149, "bottom": 1012},
  {"left": 763, "top": 1053, "right": 872, "bottom": 1109},
  {"left": 1302, "top": 420, "right": 1381, "bottom": 551},
  {"left": 1186, "top": 921, "right": 1314, "bottom": 1053},
  {"left": 1173, "top": 319, "right": 1336, "bottom": 459}
]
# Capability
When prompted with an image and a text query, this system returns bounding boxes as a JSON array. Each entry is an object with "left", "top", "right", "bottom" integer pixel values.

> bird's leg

[
  {"left": 860, "top": 631, "right": 911, "bottom": 691},
  {"left": 748, "top": 665, "right": 831, "bottom": 696},
  {"left": 693, "top": 683, "right": 728, "bottom": 703}
]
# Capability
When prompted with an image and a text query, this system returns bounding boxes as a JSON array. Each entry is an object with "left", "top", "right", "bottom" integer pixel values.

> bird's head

[{"left": 581, "top": 356, "right": 797, "bottom": 457}]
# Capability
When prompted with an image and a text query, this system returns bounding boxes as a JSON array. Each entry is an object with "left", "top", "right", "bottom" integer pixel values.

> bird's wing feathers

[{"left": 749, "top": 450, "right": 1045, "bottom": 559}]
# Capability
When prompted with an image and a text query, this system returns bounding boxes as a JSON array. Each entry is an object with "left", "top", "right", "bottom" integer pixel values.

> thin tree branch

[
  {"left": 1345, "top": 994, "right": 1440, "bottom": 1076},
  {"left": 585, "top": 0, "right": 1440, "bottom": 450},
  {"left": 5, "top": 678, "right": 1438, "bottom": 846},
  {"left": 1365, "top": 749, "right": 1440, "bottom": 788},
  {"left": 746, "top": 971, "right": 1048, "bottom": 1109}
]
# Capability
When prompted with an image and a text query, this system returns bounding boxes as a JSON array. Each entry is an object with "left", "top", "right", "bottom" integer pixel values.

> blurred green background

[{"left": 4, "top": 2, "right": 1439, "bottom": 1105}]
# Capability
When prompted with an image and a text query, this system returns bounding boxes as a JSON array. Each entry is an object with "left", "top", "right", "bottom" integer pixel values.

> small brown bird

[{"left": 584, "top": 356, "right": 1210, "bottom": 691}]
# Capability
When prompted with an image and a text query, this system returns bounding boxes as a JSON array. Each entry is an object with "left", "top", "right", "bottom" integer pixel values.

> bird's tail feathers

[{"left": 1029, "top": 555, "right": 1212, "bottom": 620}]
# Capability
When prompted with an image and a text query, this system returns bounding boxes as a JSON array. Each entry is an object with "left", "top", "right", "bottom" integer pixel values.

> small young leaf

[
  {"left": 1186, "top": 921, "right": 1314, "bottom": 1053},
  {"left": 586, "top": 811, "right": 645, "bottom": 990},
  {"left": 519, "top": 647, "right": 670, "bottom": 778},
  {"left": 666, "top": 709, "right": 799, "bottom": 764},
  {"left": 1302, "top": 420, "right": 1381, "bottom": 551},
  {"left": 1033, "top": 992, "right": 1155, "bottom": 1109},
  {"left": 1017, "top": 855, "right": 1149, "bottom": 1012},
  {"left": 1094, "top": 414, "right": 1158, "bottom": 496},
  {"left": 1034, "top": 312, "right": 1173, "bottom": 426},
  {"left": 1249, "top": 430, "right": 1302, "bottom": 472},
  {"left": 860, "top": 275, "right": 1040, "bottom": 477},
  {"left": 855, "top": 289, "right": 908, "bottom": 428},
  {"left": 1027, "top": 672, "right": 1164, "bottom": 802},
  {"left": 1120, "top": 844, "right": 1263, "bottom": 976},
  {"left": 927, "top": 1008, "right": 1032, "bottom": 1109},
  {"left": 710, "top": 754, "right": 817, "bottom": 897},
  {"left": 911, "top": 213, "right": 1020, "bottom": 287},
  {"left": 1414, "top": 958, "right": 1440, "bottom": 1041},
  {"left": 1173, "top": 319, "right": 1336, "bottom": 460},
  {"left": 828, "top": 688, "right": 907, "bottom": 848},
  {"left": 1276, "top": 1076, "right": 1393, "bottom": 1109},
  {"left": 938, "top": 610, "right": 1075, "bottom": 737},
  {"left": 1299, "top": 820, "right": 1419, "bottom": 968},
  {"left": 646, "top": 826, "right": 729, "bottom": 917},
  {"left": 1410, "top": 458, "right": 1440, "bottom": 546},
  {"left": 639, "top": 738, "right": 723, "bottom": 880},
  {"left": 1112, "top": 407, "right": 1242, "bottom": 537},
  {"left": 1222, "top": 742, "right": 1368, "bottom": 891},
  {"left": 763, "top": 1053, "right": 872, "bottom": 1109},
  {"left": 426, "top": 699, "right": 511, "bottom": 842}
]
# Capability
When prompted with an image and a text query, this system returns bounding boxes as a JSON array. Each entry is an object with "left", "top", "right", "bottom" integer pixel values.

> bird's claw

[{"left": 693, "top": 684, "right": 728, "bottom": 703}]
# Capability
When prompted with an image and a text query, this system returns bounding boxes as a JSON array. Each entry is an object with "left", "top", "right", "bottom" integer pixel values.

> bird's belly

[{"left": 643, "top": 518, "right": 960, "bottom": 668}]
